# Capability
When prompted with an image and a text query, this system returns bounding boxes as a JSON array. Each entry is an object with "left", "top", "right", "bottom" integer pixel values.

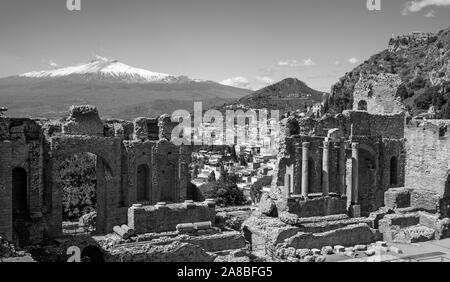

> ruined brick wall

[
  {"left": 344, "top": 111, "right": 405, "bottom": 139},
  {"left": 127, "top": 201, "right": 216, "bottom": 234},
  {"left": 352, "top": 73, "right": 404, "bottom": 115},
  {"left": 0, "top": 139, "right": 12, "bottom": 241},
  {"left": 0, "top": 105, "right": 192, "bottom": 244},
  {"left": 296, "top": 111, "right": 404, "bottom": 139},
  {"left": 62, "top": 105, "right": 104, "bottom": 136},
  {"left": 0, "top": 118, "right": 45, "bottom": 243},
  {"left": 405, "top": 120, "right": 450, "bottom": 196},
  {"left": 271, "top": 110, "right": 406, "bottom": 216}
]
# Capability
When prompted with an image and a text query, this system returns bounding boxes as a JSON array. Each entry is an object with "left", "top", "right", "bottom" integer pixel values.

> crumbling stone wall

[
  {"left": 270, "top": 110, "right": 405, "bottom": 217},
  {"left": 353, "top": 74, "right": 404, "bottom": 115},
  {"left": 0, "top": 105, "right": 191, "bottom": 245},
  {"left": 405, "top": 120, "right": 450, "bottom": 196},
  {"left": 128, "top": 201, "right": 215, "bottom": 234}
]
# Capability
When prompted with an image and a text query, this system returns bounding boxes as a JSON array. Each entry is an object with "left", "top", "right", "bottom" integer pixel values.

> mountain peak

[
  {"left": 18, "top": 56, "right": 203, "bottom": 84},
  {"left": 218, "top": 77, "right": 325, "bottom": 115}
]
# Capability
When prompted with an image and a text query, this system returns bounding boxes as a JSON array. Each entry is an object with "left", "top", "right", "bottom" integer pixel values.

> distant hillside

[
  {"left": 330, "top": 26, "right": 450, "bottom": 117},
  {"left": 218, "top": 78, "right": 326, "bottom": 115},
  {"left": 0, "top": 56, "right": 251, "bottom": 120}
]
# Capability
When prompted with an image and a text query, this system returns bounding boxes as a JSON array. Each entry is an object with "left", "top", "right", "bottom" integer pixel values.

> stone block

[
  {"left": 384, "top": 188, "right": 411, "bottom": 209},
  {"left": 365, "top": 249, "right": 375, "bottom": 256},
  {"left": 349, "top": 205, "right": 361, "bottom": 218},
  {"left": 311, "top": 248, "right": 321, "bottom": 255},
  {"left": 176, "top": 223, "right": 196, "bottom": 233},
  {"left": 376, "top": 241, "right": 388, "bottom": 247},
  {"left": 321, "top": 246, "right": 334, "bottom": 255},
  {"left": 388, "top": 246, "right": 403, "bottom": 254},
  {"left": 410, "top": 189, "right": 440, "bottom": 213},
  {"left": 334, "top": 245, "right": 345, "bottom": 253},
  {"left": 259, "top": 193, "right": 276, "bottom": 216}
]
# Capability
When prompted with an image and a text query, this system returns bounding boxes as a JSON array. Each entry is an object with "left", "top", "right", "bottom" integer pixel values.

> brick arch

[
  {"left": 357, "top": 146, "right": 378, "bottom": 216},
  {"left": 48, "top": 136, "right": 122, "bottom": 236},
  {"left": 358, "top": 100, "right": 368, "bottom": 111}
]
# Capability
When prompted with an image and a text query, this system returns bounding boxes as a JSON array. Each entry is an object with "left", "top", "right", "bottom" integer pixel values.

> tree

[
  {"left": 199, "top": 181, "right": 246, "bottom": 207},
  {"left": 208, "top": 171, "right": 216, "bottom": 182},
  {"left": 191, "top": 165, "right": 199, "bottom": 179},
  {"left": 60, "top": 153, "right": 97, "bottom": 221}
]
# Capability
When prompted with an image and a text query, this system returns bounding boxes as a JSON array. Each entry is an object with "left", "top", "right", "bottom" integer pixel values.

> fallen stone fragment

[
  {"left": 113, "top": 225, "right": 130, "bottom": 239},
  {"left": 354, "top": 244, "right": 367, "bottom": 251},
  {"left": 315, "top": 255, "right": 326, "bottom": 262},
  {"left": 334, "top": 245, "right": 345, "bottom": 253},
  {"left": 311, "top": 248, "right": 321, "bottom": 255},
  {"left": 321, "top": 246, "right": 334, "bottom": 255},
  {"left": 388, "top": 246, "right": 403, "bottom": 254},
  {"left": 376, "top": 241, "right": 388, "bottom": 247}
]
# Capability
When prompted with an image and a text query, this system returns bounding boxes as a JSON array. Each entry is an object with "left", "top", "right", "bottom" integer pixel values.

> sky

[{"left": 0, "top": 0, "right": 449, "bottom": 91}]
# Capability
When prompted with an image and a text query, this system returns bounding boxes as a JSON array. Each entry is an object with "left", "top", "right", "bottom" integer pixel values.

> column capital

[
  {"left": 323, "top": 141, "right": 330, "bottom": 148},
  {"left": 351, "top": 142, "right": 360, "bottom": 150},
  {"left": 302, "top": 142, "right": 311, "bottom": 148}
]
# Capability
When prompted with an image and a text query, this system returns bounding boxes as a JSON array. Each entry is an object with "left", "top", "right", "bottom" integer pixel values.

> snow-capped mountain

[
  {"left": 19, "top": 55, "right": 204, "bottom": 84},
  {"left": 0, "top": 56, "right": 251, "bottom": 120}
]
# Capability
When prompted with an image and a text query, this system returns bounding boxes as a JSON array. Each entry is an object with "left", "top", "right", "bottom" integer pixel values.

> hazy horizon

[{"left": 1, "top": 0, "right": 449, "bottom": 92}]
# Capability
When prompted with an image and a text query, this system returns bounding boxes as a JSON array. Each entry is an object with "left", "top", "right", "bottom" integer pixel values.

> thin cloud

[
  {"left": 424, "top": 9, "right": 436, "bottom": 17},
  {"left": 220, "top": 76, "right": 252, "bottom": 89},
  {"left": 255, "top": 76, "right": 274, "bottom": 85},
  {"left": 349, "top": 57, "right": 360, "bottom": 64},
  {"left": 277, "top": 58, "right": 316, "bottom": 67},
  {"left": 48, "top": 60, "right": 59, "bottom": 68},
  {"left": 402, "top": 0, "right": 450, "bottom": 15}
]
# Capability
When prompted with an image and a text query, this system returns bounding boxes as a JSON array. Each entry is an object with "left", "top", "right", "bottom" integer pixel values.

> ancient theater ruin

[
  {"left": 3, "top": 73, "right": 450, "bottom": 262},
  {"left": 242, "top": 73, "right": 450, "bottom": 260},
  {"left": 0, "top": 105, "right": 247, "bottom": 261}
]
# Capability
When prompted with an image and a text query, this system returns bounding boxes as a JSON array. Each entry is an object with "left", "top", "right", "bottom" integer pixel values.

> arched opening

[
  {"left": 58, "top": 152, "right": 112, "bottom": 235},
  {"left": 80, "top": 245, "right": 105, "bottom": 262},
  {"left": 12, "top": 167, "right": 28, "bottom": 215},
  {"left": 358, "top": 100, "right": 368, "bottom": 111},
  {"left": 390, "top": 156, "right": 398, "bottom": 186},
  {"left": 12, "top": 167, "right": 29, "bottom": 247},
  {"left": 358, "top": 149, "right": 377, "bottom": 216},
  {"left": 137, "top": 164, "right": 150, "bottom": 202},
  {"left": 160, "top": 162, "right": 176, "bottom": 202},
  {"left": 440, "top": 175, "right": 450, "bottom": 218}
]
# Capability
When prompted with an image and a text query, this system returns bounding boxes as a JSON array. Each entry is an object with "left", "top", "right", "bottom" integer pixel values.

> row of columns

[{"left": 295, "top": 141, "right": 359, "bottom": 204}]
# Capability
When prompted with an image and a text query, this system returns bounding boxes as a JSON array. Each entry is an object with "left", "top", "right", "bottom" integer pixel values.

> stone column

[
  {"left": 339, "top": 140, "right": 346, "bottom": 197},
  {"left": 351, "top": 143, "right": 359, "bottom": 204},
  {"left": 294, "top": 144, "right": 302, "bottom": 195},
  {"left": 322, "top": 141, "right": 330, "bottom": 196},
  {"left": 301, "top": 142, "right": 310, "bottom": 198},
  {"left": 284, "top": 173, "right": 292, "bottom": 196},
  {"left": 350, "top": 143, "right": 361, "bottom": 217}
]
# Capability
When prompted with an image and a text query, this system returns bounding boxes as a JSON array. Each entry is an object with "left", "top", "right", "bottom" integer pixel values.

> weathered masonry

[
  {"left": 405, "top": 119, "right": 450, "bottom": 216},
  {"left": 0, "top": 105, "right": 191, "bottom": 245},
  {"left": 270, "top": 110, "right": 406, "bottom": 218}
]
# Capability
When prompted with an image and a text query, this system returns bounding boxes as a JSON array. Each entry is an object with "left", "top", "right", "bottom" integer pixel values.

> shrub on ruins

[
  {"left": 250, "top": 176, "right": 272, "bottom": 204},
  {"left": 208, "top": 171, "right": 216, "bottom": 182},
  {"left": 60, "top": 153, "right": 97, "bottom": 221},
  {"left": 198, "top": 181, "right": 247, "bottom": 207}
]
